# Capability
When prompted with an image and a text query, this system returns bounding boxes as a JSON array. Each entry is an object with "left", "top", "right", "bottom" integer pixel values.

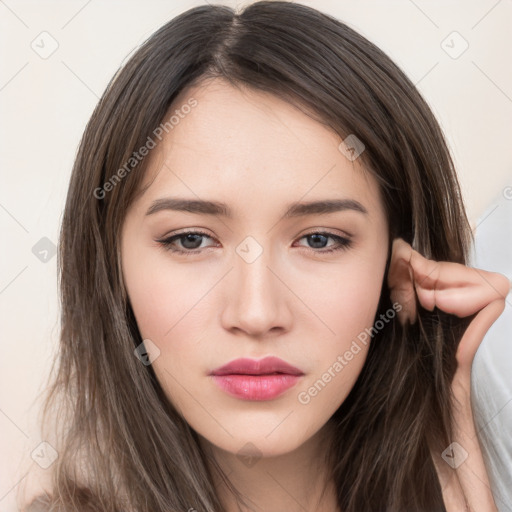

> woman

[{"left": 22, "top": 2, "right": 509, "bottom": 511}]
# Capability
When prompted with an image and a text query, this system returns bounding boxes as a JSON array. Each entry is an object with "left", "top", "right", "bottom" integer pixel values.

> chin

[{"left": 199, "top": 423, "right": 316, "bottom": 460}]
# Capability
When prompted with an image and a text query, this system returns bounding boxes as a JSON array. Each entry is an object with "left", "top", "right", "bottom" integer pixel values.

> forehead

[{"left": 136, "top": 77, "right": 385, "bottom": 222}]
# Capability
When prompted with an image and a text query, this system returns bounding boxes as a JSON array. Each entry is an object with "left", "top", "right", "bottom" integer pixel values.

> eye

[
  {"left": 156, "top": 230, "right": 352, "bottom": 256},
  {"left": 156, "top": 230, "right": 218, "bottom": 255},
  {"left": 294, "top": 231, "right": 352, "bottom": 254}
]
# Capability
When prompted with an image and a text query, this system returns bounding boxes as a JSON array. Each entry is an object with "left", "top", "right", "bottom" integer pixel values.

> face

[{"left": 121, "top": 78, "right": 389, "bottom": 459}]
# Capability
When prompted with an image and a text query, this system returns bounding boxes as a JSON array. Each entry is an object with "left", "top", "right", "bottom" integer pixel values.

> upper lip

[{"left": 210, "top": 356, "right": 304, "bottom": 376}]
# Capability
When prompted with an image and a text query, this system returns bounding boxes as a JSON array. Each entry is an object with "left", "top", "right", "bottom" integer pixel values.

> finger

[
  {"left": 409, "top": 250, "right": 510, "bottom": 317},
  {"left": 387, "top": 238, "right": 417, "bottom": 325},
  {"left": 456, "top": 298, "right": 507, "bottom": 370}
]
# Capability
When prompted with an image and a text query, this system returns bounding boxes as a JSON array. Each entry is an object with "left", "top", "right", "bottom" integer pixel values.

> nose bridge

[{"left": 221, "top": 235, "right": 291, "bottom": 336}]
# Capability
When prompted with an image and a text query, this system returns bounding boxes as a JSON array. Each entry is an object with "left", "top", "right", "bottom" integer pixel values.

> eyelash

[{"left": 156, "top": 229, "right": 352, "bottom": 256}]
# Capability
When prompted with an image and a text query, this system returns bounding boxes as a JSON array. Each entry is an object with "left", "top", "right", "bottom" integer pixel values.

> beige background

[{"left": 1, "top": 0, "right": 511, "bottom": 510}]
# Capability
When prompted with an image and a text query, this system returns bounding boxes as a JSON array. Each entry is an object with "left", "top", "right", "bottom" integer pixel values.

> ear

[{"left": 387, "top": 237, "right": 418, "bottom": 326}]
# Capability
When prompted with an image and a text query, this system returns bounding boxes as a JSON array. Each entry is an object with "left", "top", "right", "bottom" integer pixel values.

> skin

[
  {"left": 121, "top": 77, "right": 510, "bottom": 511},
  {"left": 121, "top": 78, "right": 389, "bottom": 511}
]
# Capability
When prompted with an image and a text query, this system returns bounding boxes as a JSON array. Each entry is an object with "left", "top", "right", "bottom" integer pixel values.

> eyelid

[
  {"left": 296, "top": 227, "right": 353, "bottom": 239},
  {"left": 165, "top": 227, "right": 215, "bottom": 237}
]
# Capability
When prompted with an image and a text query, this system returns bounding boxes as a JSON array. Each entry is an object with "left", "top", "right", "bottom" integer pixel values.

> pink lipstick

[{"left": 209, "top": 356, "right": 304, "bottom": 401}]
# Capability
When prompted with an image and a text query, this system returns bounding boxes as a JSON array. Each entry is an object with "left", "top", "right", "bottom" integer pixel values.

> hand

[{"left": 387, "top": 238, "right": 510, "bottom": 512}]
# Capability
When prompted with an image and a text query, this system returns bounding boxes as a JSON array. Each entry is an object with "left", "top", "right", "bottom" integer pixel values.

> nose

[{"left": 220, "top": 244, "right": 293, "bottom": 338}]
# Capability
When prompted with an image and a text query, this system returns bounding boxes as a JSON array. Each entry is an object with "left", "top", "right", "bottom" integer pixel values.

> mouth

[
  {"left": 210, "top": 356, "right": 304, "bottom": 376},
  {"left": 209, "top": 356, "right": 304, "bottom": 401}
]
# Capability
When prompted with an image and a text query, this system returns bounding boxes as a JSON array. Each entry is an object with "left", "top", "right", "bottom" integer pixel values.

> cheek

[
  {"left": 122, "top": 245, "right": 216, "bottom": 342},
  {"left": 290, "top": 250, "right": 387, "bottom": 348},
  {"left": 332, "top": 270, "right": 383, "bottom": 342},
  {"left": 123, "top": 255, "right": 217, "bottom": 411},
  {"left": 315, "top": 270, "right": 382, "bottom": 329},
  {"left": 291, "top": 252, "right": 387, "bottom": 400}
]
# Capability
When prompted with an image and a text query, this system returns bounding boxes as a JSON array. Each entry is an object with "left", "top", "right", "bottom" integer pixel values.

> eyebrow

[{"left": 145, "top": 197, "right": 368, "bottom": 218}]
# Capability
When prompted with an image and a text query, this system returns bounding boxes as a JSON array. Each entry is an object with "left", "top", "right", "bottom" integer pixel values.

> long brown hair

[{"left": 22, "top": 2, "right": 473, "bottom": 510}]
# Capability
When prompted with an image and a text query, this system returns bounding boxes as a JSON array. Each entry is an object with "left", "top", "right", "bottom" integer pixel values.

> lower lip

[{"left": 211, "top": 374, "right": 302, "bottom": 400}]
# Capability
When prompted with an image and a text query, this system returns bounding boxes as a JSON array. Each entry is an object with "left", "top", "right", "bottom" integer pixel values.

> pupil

[
  {"left": 182, "top": 234, "right": 202, "bottom": 249},
  {"left": 309, "top": 234, "right": 327, "bottom": 248}
]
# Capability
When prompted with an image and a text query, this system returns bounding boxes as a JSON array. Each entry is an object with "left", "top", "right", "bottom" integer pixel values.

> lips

[
  {"left": 209, "top": 356, "right": 304, "bottom": 401},
  {"left": 210, "top": 356, "right": 304, "bottom": 377}
]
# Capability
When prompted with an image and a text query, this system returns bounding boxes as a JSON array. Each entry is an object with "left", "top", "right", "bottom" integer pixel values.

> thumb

[{"left": 387, "top": 237, "right": 417, "bottom": 326}]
